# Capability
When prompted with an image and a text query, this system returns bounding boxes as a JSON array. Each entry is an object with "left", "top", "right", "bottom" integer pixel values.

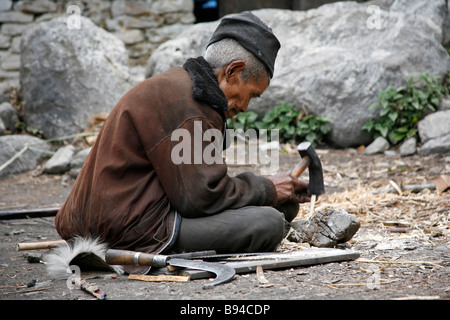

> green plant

[
  {"left": 363, "top": 73, "right": 448, "bottom": 145},
  {"left": 226, "top": 111, "right": 258, "bottom": 131},
  {"left": 256, "top": 102, "right": 300, "bottom": 142},
  {"left": 296, "top": 114, "right": 331, "bottom": 145},
  {"left": 226, "top": 102, "right": 331, "bottom": 146}
]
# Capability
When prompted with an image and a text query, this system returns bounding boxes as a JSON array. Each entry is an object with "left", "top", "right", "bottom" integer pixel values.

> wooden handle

[
  {"left": 291, "top": 155, "right": 311, "bottom": 178},
  {"left": 17, "top": 240, "right": 67, "bottom": 251},
  {"left": 105, "top": 249, "right": 166, "bottom": 267}
]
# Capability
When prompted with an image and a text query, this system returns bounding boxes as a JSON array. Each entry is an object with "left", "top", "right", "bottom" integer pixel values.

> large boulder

[
  {"left": 20, "top": 16, "right": 134, "bottom": 139},
  {"left": 146, "top": 0, "right": 450, "bottom": 147}
]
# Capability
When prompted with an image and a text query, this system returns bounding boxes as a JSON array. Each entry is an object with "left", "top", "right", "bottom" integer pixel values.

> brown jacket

[{"left": 55, "top": 59, "right": 276, "bottom": 254}]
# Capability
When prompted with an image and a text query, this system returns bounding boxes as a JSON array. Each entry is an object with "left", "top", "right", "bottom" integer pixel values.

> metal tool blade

[{"left": 168, "top": 258, "right": 235, "bottom": 289}]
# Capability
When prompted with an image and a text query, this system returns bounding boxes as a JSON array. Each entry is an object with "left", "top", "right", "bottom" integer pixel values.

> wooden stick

[
  {"left": 371, "top": 184, "right": 435, "bottom": 195},
  {"left": 16, "top": 240, "right": 66, "bottom": 251},
  {"left": 128, "top": 274, "right": 190, "bottom": 283},
  {"left": 356, "top": 259, "right": 444, "bottom": 269},
  {"left": 309, "top": 194, "right": 317, "bottom": 217}
]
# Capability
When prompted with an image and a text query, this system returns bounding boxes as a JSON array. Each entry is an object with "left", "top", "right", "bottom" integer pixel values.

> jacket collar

[{"left": 183, "top": 56, "right": 228, "bottom": 119}]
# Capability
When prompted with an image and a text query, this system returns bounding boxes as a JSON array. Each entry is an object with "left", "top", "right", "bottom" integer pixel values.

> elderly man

[{"left": 55, "top": 12, "right": 310, "bottom": 273}]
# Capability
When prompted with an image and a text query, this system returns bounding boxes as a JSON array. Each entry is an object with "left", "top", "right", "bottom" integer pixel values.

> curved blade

[{"left": 169, "top": 258, "right": 235, "bottom": 289}]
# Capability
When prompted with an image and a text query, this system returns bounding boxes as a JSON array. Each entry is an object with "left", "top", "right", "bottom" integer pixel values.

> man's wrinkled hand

[{"left": 268, "top": 172, "right": 310, "bottom": 205}]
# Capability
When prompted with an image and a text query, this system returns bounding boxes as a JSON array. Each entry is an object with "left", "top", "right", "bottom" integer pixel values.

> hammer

[{"left": 290, "top": 142, "right": 325, "bottom": 216}]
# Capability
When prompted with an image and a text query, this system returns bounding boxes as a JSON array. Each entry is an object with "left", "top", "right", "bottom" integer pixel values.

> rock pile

[{"left": 0, "top": 0, "right": 195, "bottom": 82}]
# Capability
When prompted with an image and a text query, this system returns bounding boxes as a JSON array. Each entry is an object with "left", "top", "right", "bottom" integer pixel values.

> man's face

[{"left": 217, "top": 61, "right": 269, "bottom": 119}]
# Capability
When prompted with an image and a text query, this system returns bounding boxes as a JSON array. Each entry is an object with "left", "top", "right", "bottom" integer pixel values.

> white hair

[{"left": 204, "top": 38, "right": 269, "bottom": 83}]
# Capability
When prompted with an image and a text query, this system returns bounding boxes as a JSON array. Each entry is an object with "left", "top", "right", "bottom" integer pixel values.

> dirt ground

[{"left": 0, "top": 145, "right": 449, "bottom": 307}]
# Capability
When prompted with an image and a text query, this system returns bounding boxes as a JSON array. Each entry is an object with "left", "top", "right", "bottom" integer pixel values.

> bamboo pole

[{"left": 16, "top": 240, "right": 66, "bottom": 251}]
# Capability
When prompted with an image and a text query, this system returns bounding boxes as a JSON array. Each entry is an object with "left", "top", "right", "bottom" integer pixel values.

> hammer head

[{"left": 297, "top": 142, "right": 325, "bottom": 196}]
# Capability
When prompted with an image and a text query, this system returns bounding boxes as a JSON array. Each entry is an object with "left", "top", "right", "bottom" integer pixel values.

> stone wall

[{"left": 0, "top": 0, "right": 195, "bottom": 85}]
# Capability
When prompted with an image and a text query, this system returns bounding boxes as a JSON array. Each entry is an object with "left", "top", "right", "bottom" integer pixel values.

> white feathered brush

[{"left": 44, "top": 236, "right": 123, "bottom": 280}]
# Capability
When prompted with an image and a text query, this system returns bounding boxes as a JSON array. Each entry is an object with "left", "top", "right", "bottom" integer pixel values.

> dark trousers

[{"left": 172, "top": 202, "right": 299, "bottom": 253}]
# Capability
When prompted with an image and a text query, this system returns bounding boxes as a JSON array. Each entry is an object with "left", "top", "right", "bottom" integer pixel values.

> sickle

[{"left": 105, "top": 249, "right": 235, "bottom": 289}]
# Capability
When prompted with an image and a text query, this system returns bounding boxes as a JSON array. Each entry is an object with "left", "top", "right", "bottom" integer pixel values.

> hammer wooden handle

[
  {"left": 291, "top": 155, "right": 311, "bottom": 178},
  {"left": 105, "top": 249, "right": 168, "bottom": 268}
]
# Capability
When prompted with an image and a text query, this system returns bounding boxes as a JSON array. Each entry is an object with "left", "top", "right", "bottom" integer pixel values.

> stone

[
  {"left": 15, "top": 0, "right": 57, "bottom": 14},
  {"left": 0, "top": 11, "right": 34, "bottom": 23},
  {"left": 146, "top": 19, "right": 220, "bottom": 77},
  {"left": 440, "top": 97, "right": 450, "bottom": 111},
  {"left": 443, "top": 0, "right": 450, "bottom": 48},
  {"left": 363, "top": 136, "right": 390, "bottom": 155},
  {"left": 20, "top": 16, "right": 134, "bottom": 139},
  {"left": 1, "top": 54, "right": 20, "bottom": 71},
  {"left": 383, "top": 150, "right": 397, "bottom": 157},
  {"left": 0, "top": 0, "right": 12, "bottom": 12},
  {"left": 0, "top": 118, "right": 5, "bottom": 135},
  {"left": 399, "top": 137, "right": 417, "bottom": 157},
  {"left": 43, "top": 145, "right": 75, "bottom": 174},
  {"left": 1, "top": 23, "right": 30, "bottom": 36},
  {"left": 419, "top": 133, "right": 450, "bottom": 156},
  {"left": 145, "top": 23, "right": 186, "bottom": 44},
  {"left": 70, "top": 147, "right": 92, "bottom": 178},
  {"left": 418, "top": 110, "right": 450, "bottom": 143},
  {"left": 0, "top": 79, "right": 18, "bottom": 104},
  {"left": 146, "top": 0, "right": 450, "bottom": 147},
  {"left": 288, "top": 208, "right": 360, "bottom": 248},
  {"left": 0, "top": 102, "right": 18, "bottom": 132},
  {"left": 0, "top": 135, "right": 52, "bottom": 178},
  {"left": 111, "top": 0, "right": 126, "bottom": 18},
  {"left": 9, "top": 36, "right": 21, "bottom": 54},
  {"left": 124, "top": 14, "right": 164, "bottom": 29},
  {"left": 151, "top": 0, "right": 194, "bottom": 15},
  {"left": 113, "top": 29, "right": 145, "bottom": 45},
  {"left": 0, "top": 34, "right": 11, "bottom": 49}
]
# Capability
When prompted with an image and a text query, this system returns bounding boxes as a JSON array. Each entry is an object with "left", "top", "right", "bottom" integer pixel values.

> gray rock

[
  {"left": 443, "top": 1, "right": 450, "bottom": 48},
  {"left": 0, "top": 11, "right": 33, "bottom": 23},
  {"left": 364, "top": 136, "right": 390, "bottom": 155},
  {"left": 145, "top": 23, "right": 186, "bottom": 44},
  {"left": 399, "top": 137, "right": 417, "bottom": 157},
  {"left": 70, "top": 147, "right": 92, "bottom": 178},
  {"left": 288, "top": 208, "right": 360, "bottom": 248},
  {"left": 1, "top": 23, "right": 30, "bottom": 36},
  {"left": 440, "top": 97, "right": 450, "bottom": 111},
  {"left": 146, "top": 0, "right": 450, "bottom": 147},
  {"left": 419, "top": 133, "right": 450, "bottom": 156},
  {"left": 151, "top": 0, "right": 194, "bottom": 15},
  {"left": 418, "top": 110, "right": 450, "bottom": 143},
  {"left": 123, "top": 14, "right": 164, "bottom": 29},
  {"left": 0, "top": 80, "right": 18, "bottom": 104},
  {"left": 43, "top": 145, "right": 75, "bottom": 174},
  {"left": 20, "top": 16, "right": 134, "bottom": 139},
  {"left": 0, "top": 0, "right": 12, "bottom": 12},
  {"left": 0, "top": 102, "right": 18, "bottom": 132},
  {"left": 1, "top": 54, "right": 20, "bottom": 71},
  {"left": 113, "top": 29, "right": 145, "bottom": 45},
  {"left": 383, "top": 150, "right": 397, "bottom": 157},
  {"left": 0, "top": 135, "right": 52, "bottom": 178},
  {"left": 15, "top": 0, "right": 57, "bottom": 14},
  {"left": 0, "top": 34, "right": 11, "bottom": 49},
  {"left": 0, "top": 118, "right": 5, "bottom": 135}
]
